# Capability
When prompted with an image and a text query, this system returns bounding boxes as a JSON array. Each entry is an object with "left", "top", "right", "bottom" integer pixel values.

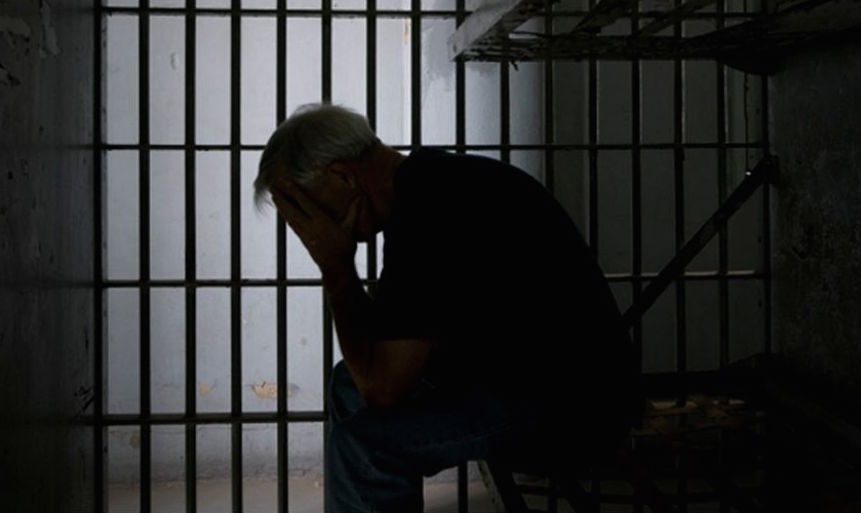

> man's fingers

[
  {"left": 271, "top": 189, "right": 308, "bottom": 221},
  {"left": 342, "top": 195, "right": 361, "bottom": 231},
  {"left": 280, "top": 180, "right": 325, "bottom": 219}
]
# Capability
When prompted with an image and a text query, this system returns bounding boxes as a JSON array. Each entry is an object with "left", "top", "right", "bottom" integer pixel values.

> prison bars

[{"left": 94, "top": 2, "right": 770, "bottom": 512}]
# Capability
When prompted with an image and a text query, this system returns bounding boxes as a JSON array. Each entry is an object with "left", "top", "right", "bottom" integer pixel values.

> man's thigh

[{"left": 328, "top": 361, "right": 553, "bottom": 476}]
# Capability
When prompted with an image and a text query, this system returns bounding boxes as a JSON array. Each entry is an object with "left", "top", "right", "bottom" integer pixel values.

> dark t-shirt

[{"left": 373, "top": 147, "right": 640, "bottom": 413}]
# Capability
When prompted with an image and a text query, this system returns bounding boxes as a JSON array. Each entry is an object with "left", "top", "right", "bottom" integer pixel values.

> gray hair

[{"left": 254, "top": 103, "right": 379, "bottom": 209}]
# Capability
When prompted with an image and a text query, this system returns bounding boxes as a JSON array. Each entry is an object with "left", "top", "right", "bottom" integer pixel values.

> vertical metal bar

[
  {"left": 321, "top": 2, "right": 333, "bottom": 512},
  {"left": 455, "top": 3, "right": 468, "bottom": 508},
  {"left": 276, "top": 1, "right": 288, "bottom": 512},
  {"left": 322, "top": 0, "right": 332, "bottom": 103},
  {"left": 761, "top": 127, "right": 771, "bottom": 352},
  {"left": 184, "top": 2, "right": 198, "bottom": 511},
  {"left": 673, "top": 2, "right": 688, "bottom": 512},
  {"left": 411, "top": 0, "right": 421, "bottom": 149},
  {"left": 717, "top": 0, "right": 729, "bottom": 385},
  {"left": 500, "top": 60, "right": 510, "bottom": 164},
  {"left": 631, "top": 0, "right": 644, "bottom": 417},
  {"left": 139, "top": 3, "right": 152, "bottom": 512},
  {"left": 366, "top": 0, "right": 377, "bottom": 133},
  {"left": 759, "top": 3, "right": 772, "bottom": 356},
  {"left": 322, "top": 290, "right": 334, "bottom": 512},
  {"left": 673, "top": 0, "right": 687, "bottom": 405},
  {"left": 230, "top": 0, "right": 243, "bottom": 511},
  {"left": 587, "top": 0, "right": 598, "bottom": 256},
  {"left": 366, "top": 0, "right": 378, "bottom": 291},
  {"left": 544, "top": 2, "right": 555, "bottom": 193},
  {"left": 457, "top": 462, "right": 468, "bottom": 513},
  {"left": 455, "top": 0, "right": 465, "bottom": 154},
  {"left": 93, "top": 0, "right": 105, "bottom": 510},
  {"left": 586, "top": 1, "right": 599, "bottom": 499}
]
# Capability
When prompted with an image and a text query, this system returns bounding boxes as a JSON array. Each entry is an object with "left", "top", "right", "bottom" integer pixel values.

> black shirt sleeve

[{"left": 372, "top": 166, "right": 446, "bottom": 342}]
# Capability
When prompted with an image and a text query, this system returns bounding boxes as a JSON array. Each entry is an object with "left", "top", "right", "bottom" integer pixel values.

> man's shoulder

[{"left": 401, "top": 147, "right": 529, "bottom": 186}]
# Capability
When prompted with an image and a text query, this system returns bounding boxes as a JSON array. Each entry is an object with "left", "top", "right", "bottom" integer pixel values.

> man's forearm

[{"left": 321, "top": 263, "right": 378, "bottom": 394}]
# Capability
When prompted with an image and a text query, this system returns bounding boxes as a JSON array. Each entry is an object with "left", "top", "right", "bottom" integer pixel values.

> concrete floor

[
  {"left": 109, "top": 476, "right": 500, "bottom": 513},
  {"left": 108, "top": 474, "right": 728, "bottom": 512}
]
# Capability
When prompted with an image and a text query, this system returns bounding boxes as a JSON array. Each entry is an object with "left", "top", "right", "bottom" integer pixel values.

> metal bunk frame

[{"left": 449, "top": 0, "right": 861, "bottom": 74}]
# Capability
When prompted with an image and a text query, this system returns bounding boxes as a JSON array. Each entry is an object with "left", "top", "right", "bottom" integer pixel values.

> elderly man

[{"left": 254, "top": 103, "right": 642, "bottom": 513}]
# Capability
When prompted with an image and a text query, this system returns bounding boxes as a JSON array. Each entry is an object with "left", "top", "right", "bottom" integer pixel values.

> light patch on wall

[{"left": 129, "top": 431, "right": 141, "bottom": 449}]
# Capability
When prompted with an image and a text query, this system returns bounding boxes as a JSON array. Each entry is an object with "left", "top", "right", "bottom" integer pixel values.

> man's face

[{"left": 272, "top": 164, "right": 376, "bottom": 242}]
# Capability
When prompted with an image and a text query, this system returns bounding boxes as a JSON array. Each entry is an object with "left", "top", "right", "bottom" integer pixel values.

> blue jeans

[{"left": 324, "top": 360, "right": 626, "bottom": 513}]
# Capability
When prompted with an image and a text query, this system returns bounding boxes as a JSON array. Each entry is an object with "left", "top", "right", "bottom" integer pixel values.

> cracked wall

[{"left": 0, "top": 0, "right": 94, "bottom": 510}]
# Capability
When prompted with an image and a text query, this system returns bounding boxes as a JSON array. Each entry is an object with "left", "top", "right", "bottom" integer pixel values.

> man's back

[{"left": 375, "top": 148, "right": 640, "bottom": 413}]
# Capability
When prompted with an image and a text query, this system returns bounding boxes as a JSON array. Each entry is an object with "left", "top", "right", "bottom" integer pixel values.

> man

[{"left": 254, "top": 103, "right": 642, "bottom": 513}]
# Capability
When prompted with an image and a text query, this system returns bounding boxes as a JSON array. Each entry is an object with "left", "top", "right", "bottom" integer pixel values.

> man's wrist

[{"left": 321, "top": 261, "right": 359, "bottom": 296}]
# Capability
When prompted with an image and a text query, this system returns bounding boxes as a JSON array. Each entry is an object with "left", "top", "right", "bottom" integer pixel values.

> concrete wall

[
  {"left": 0, "top": 0, "right": 95, "bottom": 511},
  {"left": 770, "top": 42, "right": 861, "bottom": 402}
]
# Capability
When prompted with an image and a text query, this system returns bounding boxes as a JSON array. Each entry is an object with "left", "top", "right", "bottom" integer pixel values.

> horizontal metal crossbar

[{"left": 101, "top": 411, "right": 327, "bottom": 425}]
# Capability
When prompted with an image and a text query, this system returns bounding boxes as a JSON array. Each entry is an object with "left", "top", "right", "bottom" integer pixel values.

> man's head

[
  {"left": 254, "top": 103, "right": 380, "bottom": 203},
  {"left": 254, "top": 103, "right": 395, "bottom": 241}
]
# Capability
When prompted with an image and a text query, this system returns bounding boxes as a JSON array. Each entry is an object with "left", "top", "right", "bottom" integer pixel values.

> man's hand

[{"left": 270, "top": 180, "right": 360, "bottom": 275}]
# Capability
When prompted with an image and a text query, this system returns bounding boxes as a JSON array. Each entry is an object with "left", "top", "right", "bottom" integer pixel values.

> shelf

[{"left": 449, "top": 0, "right": 861, "bottom": 74}]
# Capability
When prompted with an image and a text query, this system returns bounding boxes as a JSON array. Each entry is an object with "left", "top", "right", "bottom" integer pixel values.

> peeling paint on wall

[
  {"left": 250, "top": 381, "right": 300, "bottom": 400},
  {"left": 0, "top": 16, "right": 32, "bottom": 39},
  {"left": 0, "top": 2, "right": 60, "bottom": 64},
  {"left": 0, "top": 62, "right": 20, "bottom": 87},
  {"left": 198, "top": 382, "right": 213, "bottom": 397},
  {"left": 252, "top": 381, "right": 277, "bottom": 400},
  {"left": 39, "top": 1, "right": 60, "bottom": 57}
]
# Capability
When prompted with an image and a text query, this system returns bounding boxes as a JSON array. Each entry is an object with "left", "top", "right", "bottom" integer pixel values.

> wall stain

[
  {"left": 39, "top": 1, "right": 60, "bottom": 58},
  {"left": 250, "top": 381, "right": 300, "bottom": 400},
  {"left": 0, "top": 63, "right": 20, "bottom": 87},
  {"left": 0, "top": 16, "right": 32, "bottom": 40},
  {"left": 198, "top": 382, "right": 213, "bottom": 397},
  {"left": 252, "top": 382, "right": 277, "bottom": 400}
]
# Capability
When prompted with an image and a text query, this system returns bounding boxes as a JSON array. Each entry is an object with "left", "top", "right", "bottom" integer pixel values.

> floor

[
  {"left": 108, "top": 474, "right": 734, "bottom": 512},
  {"left": 109, "top": 475, "right": 500, "bottom": 513}
]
